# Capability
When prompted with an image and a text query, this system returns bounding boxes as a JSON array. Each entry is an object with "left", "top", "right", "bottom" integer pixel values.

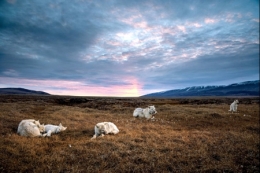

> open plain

[{"left": 0, "top": 95, "right": 259, "bottom": 172}]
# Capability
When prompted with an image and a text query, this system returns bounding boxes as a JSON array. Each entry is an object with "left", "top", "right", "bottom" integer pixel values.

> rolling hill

[{"left": 0, "top": 88, "right": 50, "bottom": 95}]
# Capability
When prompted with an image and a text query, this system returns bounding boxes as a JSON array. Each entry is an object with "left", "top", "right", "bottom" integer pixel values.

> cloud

[
  {"left": 205, "top": 18, "right": 216, "bottom": 24},
  {"left": 252, "top": 19, "right": 259, "bottom": 23},
  {"left": 0, "top": 0, "right": 259, "bottom": 96},
  {"left": 3, "top": 69, "right": 19, "bottom": 77}
]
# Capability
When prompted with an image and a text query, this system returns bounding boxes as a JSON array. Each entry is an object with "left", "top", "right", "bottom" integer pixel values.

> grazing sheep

[
  {"left": 17, "top": 120, "right": 46, "bottom": 137},
  {"left": 91, "top": 122, "right": 119, "bottom": 139},
  {"left": 44, "top": 123, "right": 67, "bottom": 137},
  {"left": 229, "top": 100, "right": 239, "bottom": 113},
  {"left": 133, "top": 105, "right": 157, "bottom": 120}
]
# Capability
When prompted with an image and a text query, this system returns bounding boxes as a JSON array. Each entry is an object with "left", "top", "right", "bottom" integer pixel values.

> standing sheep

[{"left": 229, "top": 100, "right": 239, "bottom": 113}]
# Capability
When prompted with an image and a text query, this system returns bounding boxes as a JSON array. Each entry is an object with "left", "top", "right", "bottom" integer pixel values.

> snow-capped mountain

[{"left": 142, "top": 80, "right": 259, "bottom": 97}]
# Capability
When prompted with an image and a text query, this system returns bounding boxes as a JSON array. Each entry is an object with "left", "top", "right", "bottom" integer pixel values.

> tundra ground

[{"left": 0, "top": 95, "right": 259, "bottom": 172}]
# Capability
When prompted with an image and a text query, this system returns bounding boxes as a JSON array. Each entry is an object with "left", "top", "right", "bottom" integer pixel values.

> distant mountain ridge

[
  {"left": 0, "top": 88, "right": 50, "bottom": 95},
  {"left": 142, "top": 80, "right": 259, "bottom": 97}
]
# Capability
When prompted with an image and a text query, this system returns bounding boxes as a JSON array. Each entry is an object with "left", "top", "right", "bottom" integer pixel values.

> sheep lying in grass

[
  {"left": 133, "top": 105, "right": 157, "bottom": 120},
  {"left": 44, "top": 123, "right": 67, "bottom": 137},
  {"left": 229, "top": 100, "right": 239, "bottom": 113},
  {"left": 17, "top": 119, "right": 41, "bottom": 134},
  {"left": 17, "top": 119, "right": 46, "bottom": 137},
  {"left": 91, "top": 122, "right": 119, "bottom": 139}
]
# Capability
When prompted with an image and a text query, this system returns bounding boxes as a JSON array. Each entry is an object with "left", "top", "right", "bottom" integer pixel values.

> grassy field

[{"left": 0, "top": 95, "right": 259, "bottom": 173}]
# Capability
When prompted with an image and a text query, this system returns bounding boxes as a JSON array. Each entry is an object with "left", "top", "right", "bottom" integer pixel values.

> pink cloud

[
  {"left": 0, "top": 77, "right": 142, "bottom": 97},
  {"left": 204, "top": 18, "right": 216, "bottom": 24},
  {"left": 106, "top": 40, "right": 121, "bottom": 46},
  {"left": 192, "top": 23, "right": 202, "bottom": 28},
  {"left": 134, "top": 21, "right": 148, "bottom": 29},
  {"left": 120, "top": 14, "right": 143, "bottom": 26},
  {"left": 177, "top": 25, "right": 186, "bottom": 33},
  {"left": 184, "top": 22, "right": 203, "bottom": 29}
]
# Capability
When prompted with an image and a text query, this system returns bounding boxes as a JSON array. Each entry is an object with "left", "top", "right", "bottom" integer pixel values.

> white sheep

[
  {"left": 44, "top": 123, "right": 67, "bottom": 137},
  {"left": 229, "top": 100, "right": 239, "bottom": 113},
  {"left": 17, "top": 119, "right": 40, "bottom": 134},
  {"left": 17, "top": 119, "right": 46, "bottom": 137},
  {"left": 91, "top": 122, "right": 119, "bottom": 139},
  {"left": 133, "top": 105, "right": 157, "bottom": 120}
]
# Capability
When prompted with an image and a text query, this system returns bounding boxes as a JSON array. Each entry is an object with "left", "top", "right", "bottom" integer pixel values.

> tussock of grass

[{"left": 0, "top": 96, "right": 259, "bottom": 172}]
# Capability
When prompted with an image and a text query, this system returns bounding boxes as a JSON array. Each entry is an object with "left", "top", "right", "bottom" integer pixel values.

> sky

[{"left": 0, "top": 0, "right": 259, "bottom": 97}]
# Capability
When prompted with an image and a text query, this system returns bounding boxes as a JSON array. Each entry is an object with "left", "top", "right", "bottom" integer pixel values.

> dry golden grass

[{"left": 0, "top": 95, "right": 259, "bottom": 172}]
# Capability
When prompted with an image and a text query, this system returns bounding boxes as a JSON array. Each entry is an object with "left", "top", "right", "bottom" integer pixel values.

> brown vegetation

[{"left": 0, "top": 95, "right": 259, "bottom": 172}]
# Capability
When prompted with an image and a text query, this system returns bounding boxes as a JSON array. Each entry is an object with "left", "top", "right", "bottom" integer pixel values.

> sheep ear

[{"left": 59, "top": 123, "right": 62, "bottom": 126}]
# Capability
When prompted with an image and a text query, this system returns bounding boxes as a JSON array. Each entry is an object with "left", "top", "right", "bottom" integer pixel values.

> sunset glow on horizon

[{"left": 0, "top": 77, "right": 144, "bottom": 97}]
